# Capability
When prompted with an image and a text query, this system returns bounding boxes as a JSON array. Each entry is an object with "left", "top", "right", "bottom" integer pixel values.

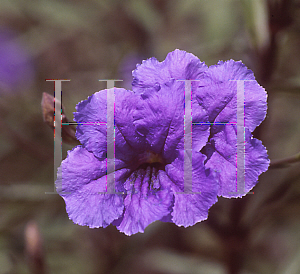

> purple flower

[
  {"left": 0, "top": 28, "right": 35, "bottom": 93},
  {"left": 56, "top": 49, "right": 269, "bottom": 235}
]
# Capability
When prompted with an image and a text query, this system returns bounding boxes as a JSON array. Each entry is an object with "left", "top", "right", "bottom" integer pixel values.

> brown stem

[{"left": 269, "top": 152, "right": 300, "bottom": 169}]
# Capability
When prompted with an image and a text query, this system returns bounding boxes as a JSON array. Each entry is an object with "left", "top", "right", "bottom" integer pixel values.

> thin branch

[{"left": 269, "top": 152, "right": 300, "bottom": 169}]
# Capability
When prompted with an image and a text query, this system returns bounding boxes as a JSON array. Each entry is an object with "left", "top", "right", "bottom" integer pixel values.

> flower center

[{"left": 137, "top": 150, "right": 165, "bottom": 171}]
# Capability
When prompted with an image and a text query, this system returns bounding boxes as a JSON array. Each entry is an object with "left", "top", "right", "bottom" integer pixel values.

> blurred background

[{"left": 0, "top": 0, "right": 300, "bottom": 273}]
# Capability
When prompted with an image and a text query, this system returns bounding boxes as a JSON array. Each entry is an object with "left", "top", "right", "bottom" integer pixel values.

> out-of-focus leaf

[{"left": 242, "top": 0, "right": 270, "bottom": 52}]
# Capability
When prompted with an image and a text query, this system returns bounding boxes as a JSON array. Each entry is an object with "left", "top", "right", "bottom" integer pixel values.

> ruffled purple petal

[
  {"left": 117, "top": 168, "right": 173, "bottom": 235},
  {"left": 74, "top": 88, "right": 147, "bottom": 162},
  {"left": 195, "top": 60, "right": 267, "bottom": 131},
  {"left": 192, "top": 95, "right": 210, "bottom": 151},
  {"left": 56, "top": 146, "right": 127, "bottom": 228},
  {"left": 194, "top": 60, "right": 269, "bottom": 198},
  {"left": 74, "top": 91, "right": 107, "bottom": 159},
  {"left": 114, "top": 89, "right": 149, "bottom": 162},
  {"left": 133, "top": 83, "right": 185, "bottom": 161},
  {"left": 244, "top": 130, "right": 270, "bottom": 192},
  {"left": 165, "top": 151, "right": 219, "bottom": 227},
  {"left": 244, "top": 80, "right": 268, "bottom": 132},
  {"left": 132, "top": 49, "right": 207, "bottom": 94},
  {"left": 203, "top": 126, "right": 269, "bottom": 198},
  {"left": 133, "top": 82, "right": 210, "bottom": 163}
]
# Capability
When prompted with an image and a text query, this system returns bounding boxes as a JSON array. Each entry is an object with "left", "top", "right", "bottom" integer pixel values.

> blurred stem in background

[
  {"left": 242, "top": 0, "right": 293, "bottom": 87},
  {"left": 270, "top": 151, "right": 300, "bottom": 168}
]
